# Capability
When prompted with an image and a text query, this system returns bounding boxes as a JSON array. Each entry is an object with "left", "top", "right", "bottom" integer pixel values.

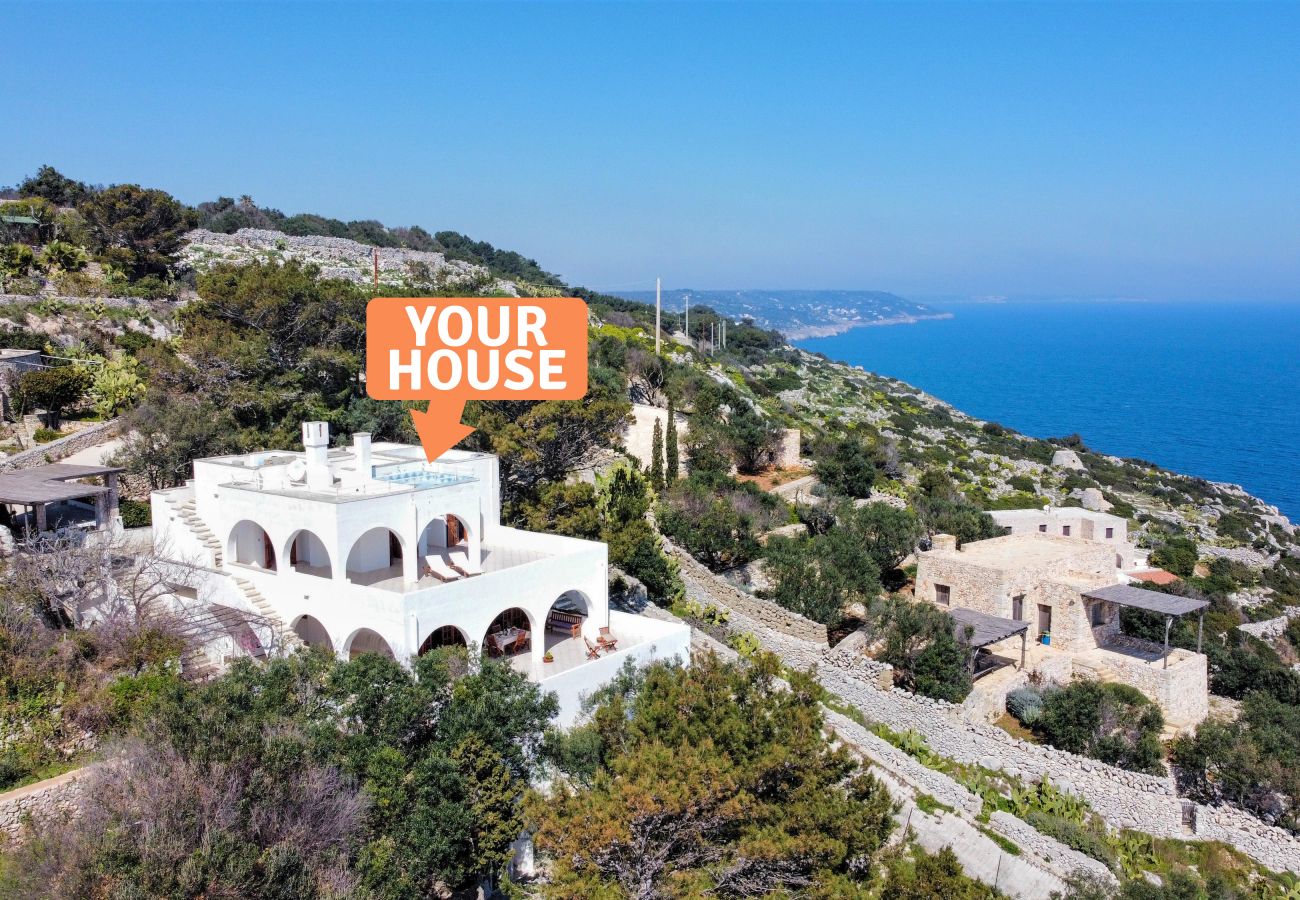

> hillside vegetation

[{"left": 2, "top": 164, "right": 1299, "bottom": 897}]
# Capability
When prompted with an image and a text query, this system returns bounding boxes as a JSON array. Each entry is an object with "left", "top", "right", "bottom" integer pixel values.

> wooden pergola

[{"left": 0, "top": 463, "right": 123, "bottom": 535}]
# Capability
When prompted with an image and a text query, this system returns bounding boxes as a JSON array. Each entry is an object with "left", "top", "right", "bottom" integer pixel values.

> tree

[
  {"left": 763, "top": 525, "right": 882, "bottom": 626},
  {"left": 79, "top": 183, "right": 194, "bottom": 277},
  {"left": 649, "top": 416, "right": 665, "bottom": 490},
  {"left": 530, "top": 654, "right": 898, "bottom": 897},
  {"left": 1151, "top": 536, "right": 1199, "bottom": 578},
  {"left": 723, "top": 402, "right": 782, "bottom": 474},
  {"left": 1035, "top": 681, "right": 1165, "bottom": 774},
  {"left": 815, "top": 435, "right": 878, "bottom": 498},
  {"left": 665, "top": 395, "right": 680, "bottom": 482},
  {"left": 15, "top": 366, "right": 90, "bottom": 429},
  {"left": 17, "top": 165, "right": 91, "bottom": 206},
  {"left": 871, "top": 596, "right": 972, "bottom": 702},
  {"left": 841, "top": 502, "right": 924, "bottom": 575},
  {"left": 114, "top": 397, "right": 243, "bottom": 490}
]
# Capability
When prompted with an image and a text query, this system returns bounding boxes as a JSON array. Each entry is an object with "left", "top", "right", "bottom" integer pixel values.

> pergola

[
  {"left": 1081, "top": 583, "right": 1209, "bottom": 668},
  {"left": 0, "top": 463, "right": 123, "bottom": 535},
  {"left": 951, "top": 607, "right": 1030, "bottom": 672}
]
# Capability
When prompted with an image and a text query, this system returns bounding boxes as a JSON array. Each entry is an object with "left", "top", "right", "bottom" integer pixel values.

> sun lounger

[
  {"left": 446, "top": 548, "right": 482, "bottom": 576},
  {"left": 423, "top": 554, "right": 461, "bottom": 582}
]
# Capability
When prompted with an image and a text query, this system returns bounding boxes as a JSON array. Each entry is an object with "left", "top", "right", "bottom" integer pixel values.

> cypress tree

[
  {"left": 665, "top": 396, "right": 679, "bottom": 482},
  {"left": 650, "top": 417, "right": 665, "bottom": 490}
]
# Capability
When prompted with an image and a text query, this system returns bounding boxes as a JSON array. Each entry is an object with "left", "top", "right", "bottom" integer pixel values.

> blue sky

[{"left": 3, "top": 1, "right": 1298, "bottom": 300}]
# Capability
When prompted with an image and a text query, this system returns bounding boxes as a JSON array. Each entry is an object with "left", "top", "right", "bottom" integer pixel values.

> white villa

[{"left": 151, "top": 422, "right": 690, "bottom": 725}]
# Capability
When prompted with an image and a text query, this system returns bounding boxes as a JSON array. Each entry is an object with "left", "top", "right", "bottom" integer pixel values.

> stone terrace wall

[
  {"left": 0, "top": 417, "right": 124, "bottom": 471},
  {"left": 821, "top": 650, "right": 1300, "bottom": 873},
  {"left": 822, "top": 649, "right": 1185, "bottom": 834},
  {"left": 664, "top": 537, "right": 829, "bottom": 645},
  {"left": 0, "top": 767, "right": 86, "bottom": 840}
]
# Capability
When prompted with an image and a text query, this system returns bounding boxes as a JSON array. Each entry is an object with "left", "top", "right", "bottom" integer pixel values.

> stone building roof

[
  {"left": 949, "top": 607, "right": 1028, "bottom": 648},
  {"left": 0, "top": 463, "right": 122, "bottom": 504}
]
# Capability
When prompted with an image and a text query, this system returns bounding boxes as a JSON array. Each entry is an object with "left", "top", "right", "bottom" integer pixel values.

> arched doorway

[
  {"left": 228, "top": 520, "right": 277, "bottom": 571},
  {"left": 483, "top": 608, "right": 532, "bottom": 661},
  {"left": 287, "top": 529, "right": 332, "bottom": 578},
  {"left": 419, "top": 625, "right": 469, "bottom": 655},
  {"left": 346, "top": 627, "right": 395, "bottom": 660},
  {"left": 292, "top": 614, "right": 334, "bottom": 652},
  {"left": 346, "top": 527, "right": 404, "bottom": 586},
  {"left": 543, "top": 591, "right": 594, "bottom": 666},
  {"left": 446, "top": 514, "right": 469, "bottom": 547}
]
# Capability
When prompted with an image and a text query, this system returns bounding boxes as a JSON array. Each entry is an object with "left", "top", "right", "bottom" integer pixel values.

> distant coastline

[{"left": 781, "top": 311, "right": 953, "bottom": 341}]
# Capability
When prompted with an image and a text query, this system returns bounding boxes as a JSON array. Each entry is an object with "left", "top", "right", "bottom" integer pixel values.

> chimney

[
  {"left": 353, "top": 432, "right": 373, "bottom": 480},
  {"left": 931, "top": 534, "right": 958, "bottom": 553},
  {"left": 302, "top": 421, "right": 333, "bottom": 490}
]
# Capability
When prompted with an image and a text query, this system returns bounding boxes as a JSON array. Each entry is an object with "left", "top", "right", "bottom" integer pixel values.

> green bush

[
  {"left": 1151, "top": 536, "right": 1199, "bottom": 577},
  {"left": 1025, "top": 810, "right": 1115, "bottom": 867},
  {"left": 118, "top": 498, "right": 152, "bottom": 528},
  {"left": 1006, "top": 686, "right": 1045, "bottom": 725},
  {"left": 1036, "top": 681, "right": 1165, "bottom": 774},
  {"left": 33, "top": 426, "right": 64, "bottom": 443}
]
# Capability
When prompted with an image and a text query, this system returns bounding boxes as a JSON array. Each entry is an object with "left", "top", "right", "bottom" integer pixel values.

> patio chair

[
  {"left": 512, "top": 630, "right": 530, "bottom": 654},
  {"left": 584, "top": 637, "right": 601, "bottom": 660},
  {"left": 597, "top": 626, "right": 618, "bottom": 651}
]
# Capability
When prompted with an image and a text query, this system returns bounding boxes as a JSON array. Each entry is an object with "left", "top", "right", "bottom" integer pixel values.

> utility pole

[
  {"left": 655, "top": 277, "right": 661, "bottom": 355},
  {"left": 684, "top": 293, "right": 689, "bottom": 344},
  {"left": 373, "top": 247, "right": 379, "bottom": 292}
]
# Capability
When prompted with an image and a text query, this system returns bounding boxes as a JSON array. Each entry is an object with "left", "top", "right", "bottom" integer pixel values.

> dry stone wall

[
  {"left": 664, "top": 537, "right": 829, "bottom": 646},
  {"left": 0, "top": 418, "right": 124, "bottom": 470},
  {"left": 0, "top": 768, "right": 86, "bottom": 840}
]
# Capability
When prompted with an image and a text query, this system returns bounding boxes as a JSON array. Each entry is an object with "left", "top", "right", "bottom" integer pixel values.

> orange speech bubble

[{"left": 366, "top": 297, "right": 589, "bottom": 460}]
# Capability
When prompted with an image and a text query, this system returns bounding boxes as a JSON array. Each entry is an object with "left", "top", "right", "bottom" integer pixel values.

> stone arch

[
  {"left": 344, "top": 627, "right": 395, "bottom": 660},
  {"left": 346, "top": 527, "right": 405, "bottom": 584},
  {"left": 228, "top": 519, "right": 277, "bottom": 571},
  {"left": 285, "top": 529, "right": 332, "bottom": 578},
  {"left": 419, "top": 624, "right": 469, "bottom": 655},
  {"left": 291, "top": 614, "right": 334, "bottom": 652},
  {"left": 483, "top": 607, "right": 535, "bottom": 658}
]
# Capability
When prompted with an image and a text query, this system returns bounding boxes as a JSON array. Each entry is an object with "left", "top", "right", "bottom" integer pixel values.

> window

[
  {"left": 1038, "top": 524, "right": 1048, "bottom": 533},
  {"left": 1105, "top": 527, "right": 1114, "bottom": 539},
  {"left": 1012, "top": 594, "right": 1025, "bottom": 621},
  {"left": 1062, "top": 525, "right": 1071, "bottom": 536},
  {"left": 935, "top": 584, "right": 951, "bottom": 606}
]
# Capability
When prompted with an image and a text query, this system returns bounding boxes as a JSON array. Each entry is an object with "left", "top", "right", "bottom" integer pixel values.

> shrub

[
  {"left": 1151, "top": 536, "right": 1199, "bottom": 578},
  {"left": 118, "top": 499, "right": 152, "bottom": 529},
  {"left": 1006, "top": 686, "right": 1045, "bottom": 726},
  {"left": 1036, "top": 681, "right": 1165, "bottom": 774},
  {"left": 33, "top": 426, "right": 64, "bottom": 443},
  {"left": 1024, "top": 810, "right": 1115, "bottom": 867}
]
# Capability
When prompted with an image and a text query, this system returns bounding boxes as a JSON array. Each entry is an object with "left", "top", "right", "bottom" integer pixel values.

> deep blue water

[{"left": 798, "top": 300, "right": 1300, "bottom": 520}]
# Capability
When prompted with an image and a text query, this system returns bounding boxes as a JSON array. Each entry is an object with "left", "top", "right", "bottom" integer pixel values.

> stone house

[
  {"left": 989, "top": 506, "right": 1138, "bottom": 570},
  {"left": 916, "top": 532, "right": 1209, "bottom": 729}
]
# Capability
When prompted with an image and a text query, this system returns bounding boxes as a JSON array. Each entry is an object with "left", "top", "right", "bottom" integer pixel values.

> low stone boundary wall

[
  {"left": 0, "top": 418, "right": 124, "bottom": 470},
  {"left": 664, "top": 537, "right": 829, "bottom": 645},
  {"left": 0, "top": 767, "right": 87, "bottom": 840}
]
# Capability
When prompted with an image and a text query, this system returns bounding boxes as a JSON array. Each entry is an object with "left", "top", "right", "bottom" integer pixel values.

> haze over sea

[{"left": 797, "top": 299, "right": 1300, "bottom": 520}]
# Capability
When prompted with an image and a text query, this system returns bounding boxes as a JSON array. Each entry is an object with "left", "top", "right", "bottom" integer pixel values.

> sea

[{"left": 796, "top": 299, "right": 1300, "bottom": 521}]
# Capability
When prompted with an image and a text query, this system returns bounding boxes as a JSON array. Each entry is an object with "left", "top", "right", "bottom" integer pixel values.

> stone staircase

[
  {"left": 233, "top": 576, "right": 303, "bottom": 652},
  {"left": 165, "top": 492, "right": 223, "bottom": 566}
]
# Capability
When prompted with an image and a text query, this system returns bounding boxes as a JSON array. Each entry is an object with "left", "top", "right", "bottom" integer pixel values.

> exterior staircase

[
  {"left": 234, "top": 576, "right": 303, "bottom": 653},
  {"left": 165, "top": 492, "right": 223, "bottom": 566}
]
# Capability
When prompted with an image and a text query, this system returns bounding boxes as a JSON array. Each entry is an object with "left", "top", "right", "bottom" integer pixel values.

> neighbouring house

[
  {"left": 151, "top": 421, "right": 691, "bottom": 726},
  {"left": 989, "top": 506, "right": 1141, "bottom": 570},
  {"left": 916, "top": 531, "right": 1209, "bottom": 729}
]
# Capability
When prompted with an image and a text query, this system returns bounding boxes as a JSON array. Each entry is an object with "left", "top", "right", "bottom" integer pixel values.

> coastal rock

[{"left": 1051, "top": 449, "right": 1086, "bottom": 471}]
